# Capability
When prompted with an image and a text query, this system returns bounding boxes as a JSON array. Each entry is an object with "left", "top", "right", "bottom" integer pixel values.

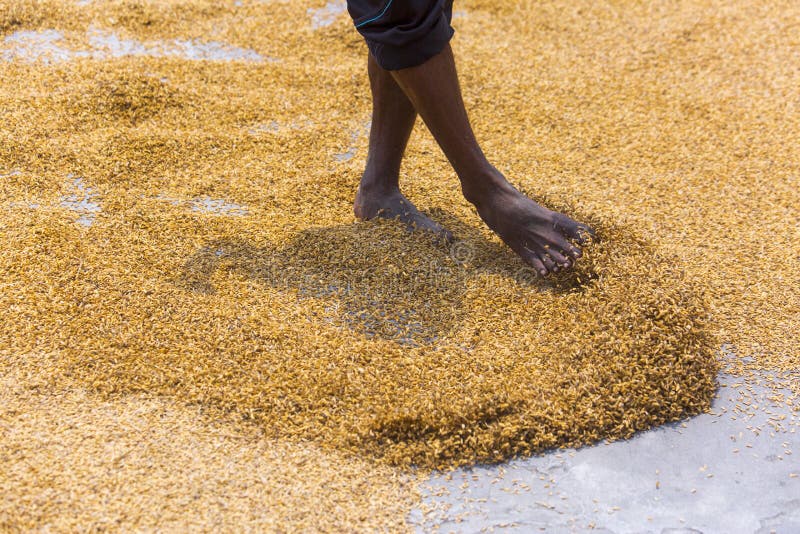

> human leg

[
  {"left": 347, "top": 1, "right": 593, "bottom": 274},
  {"left": 354, "top": 53, "right": 452, "bottom": 241},
  {"left": 388, "top": 45, "right": 594, "bottom": 275}
]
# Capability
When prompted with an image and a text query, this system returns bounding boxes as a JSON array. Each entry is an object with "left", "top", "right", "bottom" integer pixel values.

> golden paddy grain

[{"left": 1, "top": 0, "right": 798, "bottom": 530}]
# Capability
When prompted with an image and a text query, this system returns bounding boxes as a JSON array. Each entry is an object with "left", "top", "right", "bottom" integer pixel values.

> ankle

[
  {"left": 460, "top": 166, "right": 513, "bottom": 207},
  {"left": 357, "top": 181, "right": 399, "bottom": 200},
  {"left": 358, "top": 170, "right": 400, "bottom": 196}
]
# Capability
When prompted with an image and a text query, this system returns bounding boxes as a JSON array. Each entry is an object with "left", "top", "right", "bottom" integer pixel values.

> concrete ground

[
  {"left": 3, "top": 3, "right": 798, "bottom": 532},
  {"left": 410, "top": 356, "right": 799, "bottom": 533}
]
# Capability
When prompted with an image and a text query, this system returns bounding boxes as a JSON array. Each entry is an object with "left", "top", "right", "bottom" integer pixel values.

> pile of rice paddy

[
  {"left": 0, "top": 355, "right": 417, "bottom": 532},
  {"left": 1, "top": 0, "right": 797, "bottom": 530}
]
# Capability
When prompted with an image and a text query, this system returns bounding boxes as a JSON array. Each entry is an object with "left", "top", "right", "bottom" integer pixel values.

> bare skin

[
  {"left": 355, "top": 45, "right": 594, "bottom": 276},
  {"left": 354, "top": 54, "right": 453, "bottom": 242}
]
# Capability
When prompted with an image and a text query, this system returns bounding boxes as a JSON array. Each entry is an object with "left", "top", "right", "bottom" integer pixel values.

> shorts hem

[{"left": 366, "top": 14, "right": 454, "bottom": 70}]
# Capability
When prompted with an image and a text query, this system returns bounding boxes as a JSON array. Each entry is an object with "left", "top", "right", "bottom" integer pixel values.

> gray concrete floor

[{"left": 409, "top": 361, "right": 799, "bottom": 533}]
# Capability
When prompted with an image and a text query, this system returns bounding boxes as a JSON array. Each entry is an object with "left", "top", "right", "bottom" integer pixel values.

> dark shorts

[{"left": 346, "top": 0, "right": 455, "bottom": 70}]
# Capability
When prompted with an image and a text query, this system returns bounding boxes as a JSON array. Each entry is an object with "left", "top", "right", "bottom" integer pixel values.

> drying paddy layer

[{"left": 1, "top": 0, "right": 797, "bottom": 530}]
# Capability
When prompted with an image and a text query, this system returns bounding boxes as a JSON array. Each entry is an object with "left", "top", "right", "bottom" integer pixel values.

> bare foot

[
  {"left": 354, "top": 184, "right": 454, "bottom": 243},
  {"left": 471, "top": 181, "right": 594, "bottom": 277}
]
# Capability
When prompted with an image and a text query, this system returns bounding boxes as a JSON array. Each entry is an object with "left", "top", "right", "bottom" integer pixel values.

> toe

[
  {"left": 565, "top": 243, "right": 582, "bottom": 260},
  {"left": 553, "top": 240, "right": 582, "bottom": 260},
  {"left": 521, "top": 247, "right": 548, "bottom": 277},
  {"left": 546, "top": 233, "right": 579, "bottom": 259},
  {"left": 553, "top": 213, "right": 595, "bottom": 244},
  {"left": 547, "top": 248, "right": 573, "bottom": 269},
  {"left": 571, "top": 223, "right": 596, "bottom": 245},
  {"left": 574, "top": 225, "right": 595, "bottom": 245},
  {"left": 539, "top": 251, "right": 557, "bottom": 272}
]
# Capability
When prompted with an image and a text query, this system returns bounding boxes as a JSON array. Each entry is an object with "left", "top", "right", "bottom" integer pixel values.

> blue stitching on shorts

[{"left": 355, "top": 0, "right": 394, "bottom": 28}]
